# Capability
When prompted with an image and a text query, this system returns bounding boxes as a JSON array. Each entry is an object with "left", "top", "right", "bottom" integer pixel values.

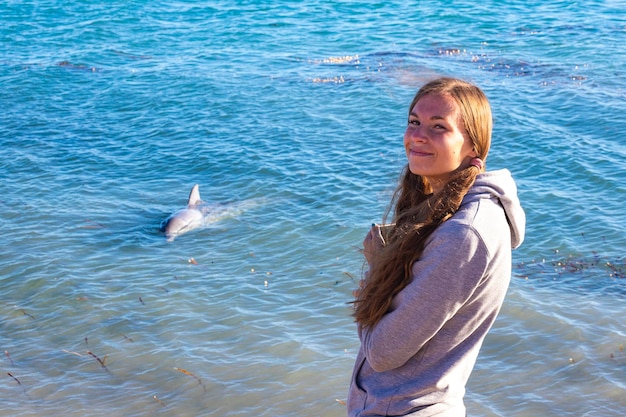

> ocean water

[{"left": 1, "top": 1, "right": 625, "bottom": 416}]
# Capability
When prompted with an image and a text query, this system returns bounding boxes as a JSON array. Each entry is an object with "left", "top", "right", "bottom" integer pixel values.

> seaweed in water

[{"left": 515, "top": 252, "right": 625, "bottom": 293}]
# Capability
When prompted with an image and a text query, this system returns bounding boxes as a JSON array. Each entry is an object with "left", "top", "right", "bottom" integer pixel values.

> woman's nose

[{"left": 407, "top": 125, "right": 426, "bottom": 141}]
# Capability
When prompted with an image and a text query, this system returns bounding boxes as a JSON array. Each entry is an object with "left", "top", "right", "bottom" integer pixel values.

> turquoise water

[{"left": 1, "top": 1, "right": 625, "bottom": 416}]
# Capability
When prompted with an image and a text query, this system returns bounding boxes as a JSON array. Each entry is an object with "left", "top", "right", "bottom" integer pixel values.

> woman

[{"left": 348, "top": 77, "right": 525, "bottom": 416}]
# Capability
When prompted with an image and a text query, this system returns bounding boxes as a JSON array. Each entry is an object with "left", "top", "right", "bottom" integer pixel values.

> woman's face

[{"left": 403, "top": 92, "right": 477, "bottom": 193}]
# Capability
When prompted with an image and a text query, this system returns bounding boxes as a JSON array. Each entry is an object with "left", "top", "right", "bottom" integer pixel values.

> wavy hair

[{"left": 353, "top": 78, "right": 492, "bottom": 328}]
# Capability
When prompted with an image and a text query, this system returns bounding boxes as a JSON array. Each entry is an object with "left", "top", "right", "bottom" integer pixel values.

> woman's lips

[{"left": 408, "top": 148, "right": 431, "bottom": 157}]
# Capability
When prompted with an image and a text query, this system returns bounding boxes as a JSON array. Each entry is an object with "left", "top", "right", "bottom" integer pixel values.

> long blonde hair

[{"left": 353, "top": 77, "right": 492, "bottom": 328}]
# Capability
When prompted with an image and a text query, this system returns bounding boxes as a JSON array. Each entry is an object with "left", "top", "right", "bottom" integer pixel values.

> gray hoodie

[{"left": 348, "top": 169, "right": 525, "bottom": 417}]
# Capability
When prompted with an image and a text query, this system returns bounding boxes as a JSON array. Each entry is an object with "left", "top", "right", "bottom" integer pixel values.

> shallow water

[{"left": 1, "top": 1, "right": 625, "bottom": 416}]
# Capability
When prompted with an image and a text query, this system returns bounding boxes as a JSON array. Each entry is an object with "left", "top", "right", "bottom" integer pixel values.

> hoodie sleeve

[{"left": 359, "top": 223, "right": 490, "bottom": 372}]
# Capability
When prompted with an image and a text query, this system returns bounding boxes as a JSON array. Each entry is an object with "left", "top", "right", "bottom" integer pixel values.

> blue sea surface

[{"left": 1, "top": 1, "right": 625, "bottom": 416}]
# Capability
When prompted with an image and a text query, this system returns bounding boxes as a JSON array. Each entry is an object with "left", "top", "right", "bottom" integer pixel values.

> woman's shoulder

[{"left": 435, "top": 197, "right": 511, "bottom": 255}]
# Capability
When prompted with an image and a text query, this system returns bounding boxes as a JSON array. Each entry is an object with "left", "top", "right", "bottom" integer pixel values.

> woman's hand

[
  {"left": 363, "top": 224, "right": 386, "bottom": 265},
  {"left": 352, "top": 279, "right": 365, "bottom": 298},
  {"left": 354, "top": 225, "right": 386, "bottom": 299}
]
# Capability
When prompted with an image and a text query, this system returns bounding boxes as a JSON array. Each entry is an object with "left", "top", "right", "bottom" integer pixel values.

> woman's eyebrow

[
  {"left": 410, "top": 111, "right": 446, "bottom": 121},
  {"left": 409, "top": 111, "right": 446, "bottom": 120}
]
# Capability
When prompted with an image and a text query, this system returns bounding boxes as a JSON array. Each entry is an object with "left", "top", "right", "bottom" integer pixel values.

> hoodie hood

[{"left": 463, "top": 169, "right": 526, "bottom": 249}]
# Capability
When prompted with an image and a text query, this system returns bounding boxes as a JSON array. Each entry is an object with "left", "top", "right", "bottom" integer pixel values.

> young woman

[{"left": 348, "top": 78, "right": 525, "bottom": 416}]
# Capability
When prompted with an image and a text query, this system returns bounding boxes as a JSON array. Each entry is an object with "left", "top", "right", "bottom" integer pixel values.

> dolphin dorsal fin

[{"left": 187, "top": 184, "right": 201, "bottom": 206}]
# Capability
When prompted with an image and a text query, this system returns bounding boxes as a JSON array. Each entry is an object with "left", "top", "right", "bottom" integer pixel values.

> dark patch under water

[{"left": 515, "top": 252, "right": 625, "bottom": 294}]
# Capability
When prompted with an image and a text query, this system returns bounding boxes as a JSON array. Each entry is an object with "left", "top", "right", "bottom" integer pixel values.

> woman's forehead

[{"left": 412, "top": 93, "right": 460, "bottom": 117}]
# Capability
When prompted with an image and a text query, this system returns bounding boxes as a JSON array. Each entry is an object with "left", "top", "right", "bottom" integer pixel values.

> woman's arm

[{"left": 359, "top": 224, "right": 490, "bottom": 372}]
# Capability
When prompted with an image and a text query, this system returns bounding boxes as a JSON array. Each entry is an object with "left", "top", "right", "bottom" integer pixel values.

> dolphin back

[
  {"left": 161, "top": 184, "right": 204, "bottom": 241},
  {"left": 161, "top": 183, "right": 258, "bottom": 242},
  {"left": 160, "top": 208, "right": 204, "bottom": 241}
]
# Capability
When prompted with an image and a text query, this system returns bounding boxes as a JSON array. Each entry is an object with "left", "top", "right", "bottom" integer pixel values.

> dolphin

[{"left": 160, "top": 184, "right": 206, "bottom": 241}]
